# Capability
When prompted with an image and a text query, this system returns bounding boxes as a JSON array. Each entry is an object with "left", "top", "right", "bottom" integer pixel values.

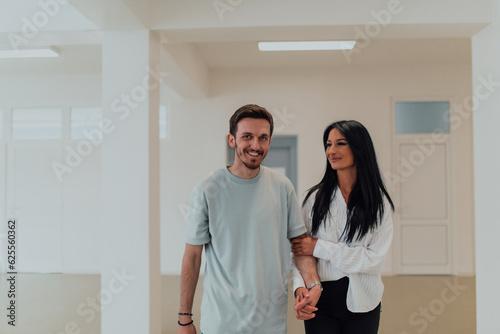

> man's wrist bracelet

[
  {"left": 178, "top": 320, "right": 194, "bottom": 326},
  {"left": 178, "top": 312, "right": 193, "bottom": 316}
]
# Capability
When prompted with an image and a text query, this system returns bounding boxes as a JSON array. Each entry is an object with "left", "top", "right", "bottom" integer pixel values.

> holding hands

[{"left": 293, "top": 285, "right": 322, "bottom": 320}]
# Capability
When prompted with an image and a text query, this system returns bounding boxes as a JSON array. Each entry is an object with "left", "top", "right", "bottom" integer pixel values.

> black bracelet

[
  {"left": 178, "top": 312, "right": 193, "bottom": 316},
  {"left": 178, "top": 320, "right": 194, "bottom": 326}
]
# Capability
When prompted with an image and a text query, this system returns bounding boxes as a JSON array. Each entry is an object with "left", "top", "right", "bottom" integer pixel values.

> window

[
  {"left": 0, "top": 109, "right": 3, "bottom": 139},
  {"left": 395, "top": 101, "right": 450, "bottom": 134},
  {"left": 70, "top": 107, "right": 103, "bottom": 140},
  {"left": 12, "top": 108, "right": 62, "bottom": 140},
  {"left": 160, "top": 104, "right": 171, "bottom": 140}
]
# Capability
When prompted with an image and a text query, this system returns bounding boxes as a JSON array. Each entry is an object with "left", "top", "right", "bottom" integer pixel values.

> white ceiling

[
  {"left": 0, "top": 37, "right": 471, "bottom": 76},
  {"left": 0, "top": 0, "right": 98, "bottom": 32},
  {"left": 195, "top": 38, "right": 471, "bottom": 69},
  {"left": 0, "top": 44, "right": 102, "bottom": 76},
  {"left": 0, "top": 1, "right": 487, "bottom": 78}
]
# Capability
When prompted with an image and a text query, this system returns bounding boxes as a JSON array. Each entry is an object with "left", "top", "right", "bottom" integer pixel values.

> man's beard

[{"left": 235, "top": 144, "right": 265, "bottom": 170}]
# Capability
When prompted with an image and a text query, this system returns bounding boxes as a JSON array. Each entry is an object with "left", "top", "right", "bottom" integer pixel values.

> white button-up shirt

[{"left": 291, "top": 188, "right": 393, "bottom": 312}]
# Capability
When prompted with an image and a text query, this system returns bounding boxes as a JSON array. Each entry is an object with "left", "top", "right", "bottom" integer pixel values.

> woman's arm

[
  {"left": 316, "top": 203, "right": 393, "bottom": 274},
  {"left": 292, "top": 200, "right": 393, "bottom": 274}
]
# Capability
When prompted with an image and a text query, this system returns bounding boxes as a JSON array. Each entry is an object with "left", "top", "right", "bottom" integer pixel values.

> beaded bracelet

[
  {"left": 178, "top": 312, "right": 193, "bottom": 316},
  {"left": 178, "top": 320, "right": 194, "bottom": 326}
]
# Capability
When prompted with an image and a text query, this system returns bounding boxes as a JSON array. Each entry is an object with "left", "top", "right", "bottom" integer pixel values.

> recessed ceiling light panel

[
  {"left": 258, "top": 41, "right": 356, "bottom": 51},
  {"left": 0, "top": 47, "right": 59, "bottom": 59}
]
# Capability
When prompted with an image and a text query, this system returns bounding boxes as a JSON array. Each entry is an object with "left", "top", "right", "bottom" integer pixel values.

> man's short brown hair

[{"left": 229, "top": 104, "right": 274, "bottom": 137}]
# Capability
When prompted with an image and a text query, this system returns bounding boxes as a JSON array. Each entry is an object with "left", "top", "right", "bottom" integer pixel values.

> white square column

[
  {"left": 100, "top": 30, "right": 161, "bottom": 334},
  {"left": 472, "top": 1, "right": 500, "bottom": 333}
]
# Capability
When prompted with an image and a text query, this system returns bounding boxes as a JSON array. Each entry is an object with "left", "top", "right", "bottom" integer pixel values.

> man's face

[{"left": 228, "top": 118, "right": 272, "bottom": 170}]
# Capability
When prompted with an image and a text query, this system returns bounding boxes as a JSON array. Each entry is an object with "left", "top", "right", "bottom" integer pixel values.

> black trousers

[{"left": 304, "top": 277, "right": 381, "bottom": 334}]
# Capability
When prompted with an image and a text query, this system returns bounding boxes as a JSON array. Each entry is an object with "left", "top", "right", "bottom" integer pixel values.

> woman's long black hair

[{"left": 304, "top": 120, "right": 394, "bottom": 243}]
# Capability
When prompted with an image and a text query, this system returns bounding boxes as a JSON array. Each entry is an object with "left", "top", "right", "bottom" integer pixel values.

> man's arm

[
  {"left": 290, "top": 234, "right": 322, "bottom": 320},
  {"left": 178, "top": 243, "right": 203, "bottom": 334}
]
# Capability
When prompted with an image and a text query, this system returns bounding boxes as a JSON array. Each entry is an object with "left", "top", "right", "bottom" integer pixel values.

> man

[{"left": 178, "top": 104, "right": 320, "bottom": 334}]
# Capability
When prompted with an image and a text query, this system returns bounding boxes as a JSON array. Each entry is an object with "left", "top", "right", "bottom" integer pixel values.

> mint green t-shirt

[{"left": 186, "top": 166, "right": 306, "bottom": 334}]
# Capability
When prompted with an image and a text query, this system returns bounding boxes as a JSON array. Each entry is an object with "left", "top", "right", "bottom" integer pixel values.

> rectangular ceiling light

[
  {"left": 0, "top": 48, "right": 59, "bottom": 59},
  {"left": 258, "top": 41, "right": 356, "bottom": 51}
]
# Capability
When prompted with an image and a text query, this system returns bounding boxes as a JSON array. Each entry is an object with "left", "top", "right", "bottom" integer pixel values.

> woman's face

[{"left": 325, "top": 128, "right": 355, "bottom": 172}]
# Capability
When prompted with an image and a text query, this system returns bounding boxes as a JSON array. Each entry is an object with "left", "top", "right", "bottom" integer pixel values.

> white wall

[
  {"left": 162, "top": 62, "right": 475, "bottom": 275},
  {"left": 0, "top": 75, "right": 101, "bottom": 107},
  {"left": 472, "top": 0, "right": 500, "bottom": 332}
]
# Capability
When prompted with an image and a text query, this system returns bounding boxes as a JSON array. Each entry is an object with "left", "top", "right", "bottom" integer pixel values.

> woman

[{"left": 291, "top": 120, "right": 394, "bottom": 334}]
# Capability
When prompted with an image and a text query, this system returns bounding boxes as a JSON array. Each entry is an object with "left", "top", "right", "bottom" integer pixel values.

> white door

[
  {"left": 0, "top": 142, "right": 6, "bottom": 273},
  {"left": 391, "top": 101, "right": 454, "bottom": 275},
  {"left": 6, "top": 141, "right": 63, "bottom": 273}
]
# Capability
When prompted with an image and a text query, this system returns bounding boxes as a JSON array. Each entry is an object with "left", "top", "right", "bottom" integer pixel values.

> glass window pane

[
  {"left": 395, "top": 101, "right": 450, "bottom": 134},
  {"left": 12, "top": 108, "right": 62, "bottom": 140},
  {"left": 71, "top": 107, "right": 103, "bottom": 140},
  {"left": 160, "top": 104, "right": 170, "bottom": 140},
  {"left": 0, "top": 109, "right": 3, "bottom": 138}
]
